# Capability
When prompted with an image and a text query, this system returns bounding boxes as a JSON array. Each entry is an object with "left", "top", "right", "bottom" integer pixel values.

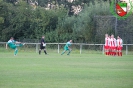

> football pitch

[{"left": 0, "top": 52, "right": 133, "bottom": 88}]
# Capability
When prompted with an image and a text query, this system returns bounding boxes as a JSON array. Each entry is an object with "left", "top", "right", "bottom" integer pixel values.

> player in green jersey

[
  {"left": 6, "top": 37, "right": 25, "bottom": 56},
  {"left": 61, "top": 40, "right": 72, "bottom": 55}
]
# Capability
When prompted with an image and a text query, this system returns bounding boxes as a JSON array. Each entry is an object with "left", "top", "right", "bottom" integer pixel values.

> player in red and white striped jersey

[
  {"left": 104, "top": 34, "right": 110, "bottom": 55},
  {"left": 117, "top": 36, "right": 123, "bottom": 56},
  {"left": 110, "top": 34, "right": 117, "bottom": 56},
  {"left": 108, "top": 35, "right": 111, "bottom": 55}
]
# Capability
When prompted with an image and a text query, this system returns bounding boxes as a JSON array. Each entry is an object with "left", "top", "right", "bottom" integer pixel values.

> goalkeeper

[
  {"left": 61, "top": 40, "right": 72, "bottom": 55},
  {"left": 6, "top": 37, "right": 25, "bottom": 56},
  {"left": 39, "top": 36, "right": 47, "bottom": 55}
]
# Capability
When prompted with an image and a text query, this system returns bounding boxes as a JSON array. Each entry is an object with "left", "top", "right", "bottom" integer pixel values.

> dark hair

[{"left": 10, "top": 37, "right": 14, "bottom": 39}]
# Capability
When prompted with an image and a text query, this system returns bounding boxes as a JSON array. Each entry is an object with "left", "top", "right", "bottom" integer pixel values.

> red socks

[
  {"left": 114, "top": 52, "right": 116, "bottom": 56},
  {"left": 117, "top": 52, "right": 122, "bottom": 56},
  {"left": 105, "top": 52, "right": 107, "bottom": 55},
  {"left": 105, "top": 51, "right": 122, "bottom": 56},
  {"left": 120, "top": 52, "right": 122, "bottom": 56},
  {"left": 117, "top": 52, "right": 119, "bottom": 56}
]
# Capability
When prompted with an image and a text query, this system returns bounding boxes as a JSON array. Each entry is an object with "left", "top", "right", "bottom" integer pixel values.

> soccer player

[
  {"left": 6, "top": 37, "right": 25, "bottom": 56},
  {"left": 61, "top": 40, "right": 72, "bottom": 55},
  {"left": 104, "top": 34, "right": 110, "bottom": 55},
  {"left": 108, "top": 35, "right": 111, "bottom": 55},
  {"left": 117, "top": 36, "right": 123, "bottom": 56},
  {"left": 39, "top": 36, "right": 47, "bottom": 55},
  {"left": 110, "top": 34, "right": 117, "bottom": 56}
]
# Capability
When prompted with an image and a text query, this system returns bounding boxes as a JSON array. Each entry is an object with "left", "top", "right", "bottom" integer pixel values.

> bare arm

[
  {"left": 68, "top": 45, "right": 72, "bottom": 50},
  {"left": 15, "top": 41, "right": 21, "bottom": 44},
  {"left": 68, "top": 47, "right": 72, "bottom": 51},
  {"left": 42, "top": 42, "right": 44, "bottom": 44}
]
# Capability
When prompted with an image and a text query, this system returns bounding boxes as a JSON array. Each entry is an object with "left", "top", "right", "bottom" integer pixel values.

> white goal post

[{"left": 0, "top": 42, "right": 132, "bottom": 55}]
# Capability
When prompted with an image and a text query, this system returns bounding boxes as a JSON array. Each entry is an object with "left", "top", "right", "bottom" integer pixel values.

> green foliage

[
  {"left": 56, "top": 0, "right": 111, "bottom": 43},
  {"left": 0, "top": 0, "right": 67, "bottom": 41},
  {"left": 0, "top": 0, "right": 110, "bottom": 42},
  {"left": 0, "top": 0, "right": 132, "bottom": 43}
]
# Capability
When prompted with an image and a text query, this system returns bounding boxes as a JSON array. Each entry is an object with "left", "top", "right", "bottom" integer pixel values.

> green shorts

[
  {"left": 64, "top": 47, "right": 69, "bottom": 50},
  {"left": 10, "top": 45, "right": 17, "bottom": 49},
  {"left": 9, "top": 44, "right": 23, "bottom": 49}
]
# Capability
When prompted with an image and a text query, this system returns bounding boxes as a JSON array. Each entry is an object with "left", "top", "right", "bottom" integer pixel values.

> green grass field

[{"left": 0, "top": 52, "right": 133, "bottom": 88}]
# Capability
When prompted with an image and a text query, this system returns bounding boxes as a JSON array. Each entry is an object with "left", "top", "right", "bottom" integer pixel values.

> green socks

[
  {"left": 67, "top": 50, "right": 71, "bottom": 55},
  {"left": 61, "top": 51, "right": 66, "bottom": 55},
  {"left": 14, "top": 49, "right": 18, "bottom": 55}
]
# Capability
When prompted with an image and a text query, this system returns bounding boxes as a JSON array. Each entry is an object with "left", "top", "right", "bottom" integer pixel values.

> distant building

[{"left": 67, "top": 0, "right": 75, "bottom": 3}]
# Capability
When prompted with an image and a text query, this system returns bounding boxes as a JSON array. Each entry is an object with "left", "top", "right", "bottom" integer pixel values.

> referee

[{"left": 39, "top": 36, "right": 47, "bottom": 55}]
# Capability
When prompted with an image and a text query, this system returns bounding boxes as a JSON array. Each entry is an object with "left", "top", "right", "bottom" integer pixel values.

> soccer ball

[{"left": 43, "top": 44, "right": 46, "bottom": 46}]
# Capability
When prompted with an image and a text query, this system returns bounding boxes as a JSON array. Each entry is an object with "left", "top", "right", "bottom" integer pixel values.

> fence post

[
  {"left": 80, "top": 44, "right": 82, "bottom": 54},
  {"left": 36, "top": 43, "right": 38, "bottom": 53},
  {"left": 126, "top": 44, "right": 128, "bottom": 55},
  {"left": 58, "top": 43, "right": 59, "bottom": 54},
  {"left": 102, "top": 44, "right": 104, "bottom": 55}
]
